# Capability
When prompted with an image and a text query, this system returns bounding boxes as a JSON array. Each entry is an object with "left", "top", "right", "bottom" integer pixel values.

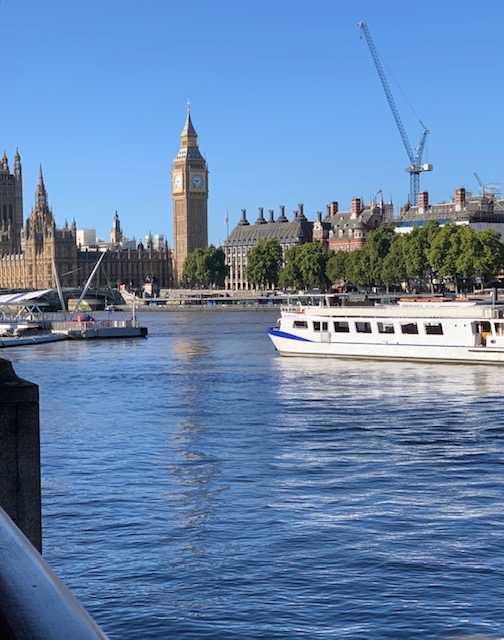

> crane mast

[{"left": 358, "top": 22, "right": 432, "bottom": 206}]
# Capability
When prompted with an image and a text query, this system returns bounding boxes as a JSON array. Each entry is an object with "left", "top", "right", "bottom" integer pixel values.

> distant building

[
  {"left": 171, "top": 105, "right": 208, "bottom": 285},
  {"left": 224, "top": 204, "right": 313, "bottom": 290},
  {"left": 0, "top": 153, "right": 172, "bottom": 291},
  {"left": 313, "top": 195, "right": 393, "bottom": 252},
  {"left": 396, "top": 187, "right": 504, "bottom": 236},
  {"left": 0, "top": 149, "right": 23, "bottom": 253}
]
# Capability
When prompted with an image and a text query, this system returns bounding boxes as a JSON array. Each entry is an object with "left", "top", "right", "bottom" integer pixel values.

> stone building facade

[
  {"left": 313, "top": 195, "right": 393, "bottom": 252},
  {"left": 0, "top": 149, "right": 23, "bottom": 253},
  {"left": 224, "top": 204, "right": 313, "bottom": 290},
  {"left": 0, "top": 152, "right": 172, "bottom": 291}
]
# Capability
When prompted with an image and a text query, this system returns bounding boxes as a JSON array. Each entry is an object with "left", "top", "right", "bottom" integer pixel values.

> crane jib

[{"left": 357, "top": 22, "right": 432, "bottom": 206}]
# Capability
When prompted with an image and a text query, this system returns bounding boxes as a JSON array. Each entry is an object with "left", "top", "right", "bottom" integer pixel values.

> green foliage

[
  {"left": 403, "top": 221, "right": 439, "bottom": 278},
  {"left": 297, "top": 242, "right": 331, "bottom": 290},
  {"left": 245, "top": 238, "right": 283, "bottom": 288},
  {"left": 234, "top": 221, "right": 504, "bottom": 293},
  {"left": 360, "top": 223, "right": 396, "bottom": 286},
  {"left": 181, "top": 245, "right": 227, "bottom": 288},
  {"left": 181, "top": 248, "right": 204, "bottom": 287},
  {"left": 326, "top": 251, "right": 349, "bottom": 286},
  {"left": 279, "top": 245, "right": 303, "bottom": 290},
  {"left": 381, "top": 234, "right": 407, "bottom": 290},
  {"left": 475, "top": 228, "right": 504, "bottom": 278},
  {"left": 279, "top": 242, "right": 330, "bottom": 291},
  {"left": 345, "top": 249, "right": 374, "bottom": 288}
]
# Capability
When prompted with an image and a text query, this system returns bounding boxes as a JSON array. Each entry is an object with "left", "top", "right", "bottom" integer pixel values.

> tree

[
  {"left": 201, "top": 245, "right": 227, "bottom": 287},
  {"left": 297, "top": 242, "right": 330, "bottom": 290},
  {"left": 403, "top": 220, "right": 440, "bottom": 292},
  {"left": 456, "top": 226, "right": 480, "bottom": 292},
  {"left": 381, "top": 234, "right": 407, "bottom": 292},
  {"left": 245, "top": 238, "right": 283, "bottom": 289},
  {"left": 180, "top": 248, "right": 204, "bottom": 288},
  {"left": 360, "top": 223, "right": 396, "bottom": 288},
  {"left": 279, "top": 245, "right": 304, "bottom": 290},
  {"left": 180, "top": 245, "right": 228, "bottom": 288},
  {"left": 427, "top": 223, "right": 461, "bottom": 291},
  {"left": 326, "top": 251, "right": 349, "bottom": 288},
  {"left": 345, "top": 249, "right": 374, "bottom": 289},
  {"left": 475, "top": 228, "right": 504, "bottom": 282}
]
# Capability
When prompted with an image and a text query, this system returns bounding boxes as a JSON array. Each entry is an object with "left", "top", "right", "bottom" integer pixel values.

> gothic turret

[
  {"left": 31, "top": 165, "right": 55, "bottom": 234},
  {"left": 14, "top": 149, "right": 21, "bottom": 181},
  {"left": 1, "top": 151, "right": 9, "bottom": 173},
  {"left": 110, "top": 210, "right": 123, "bottom": 244}
]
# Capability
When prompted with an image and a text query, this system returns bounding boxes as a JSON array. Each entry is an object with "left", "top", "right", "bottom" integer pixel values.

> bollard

[{"left": 0, "top": 358, "right": 42, "bottom": 552}]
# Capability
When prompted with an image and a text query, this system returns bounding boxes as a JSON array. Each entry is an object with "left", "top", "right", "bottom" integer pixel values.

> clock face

[
  {"left": 191, "top": 173, "right": 204, "bottom": 189},
  {"left": 173, "top": 174, "right": 182, "bottom": 190}
]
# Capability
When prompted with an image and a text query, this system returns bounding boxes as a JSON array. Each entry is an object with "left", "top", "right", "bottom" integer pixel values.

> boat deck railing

[{"left": 49, "top": 318, "right": 139, "bottom": 332}]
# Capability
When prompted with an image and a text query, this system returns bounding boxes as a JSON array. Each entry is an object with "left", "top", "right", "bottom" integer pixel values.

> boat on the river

[
  {"left": 49, "top": 315, "right": 147, "bottom": 340},
  {"left": 268, "top": 294, "right": 504, "bottom": 364},
  {"left": 0, "top": 332, "right": 68, "bottom": 348}
]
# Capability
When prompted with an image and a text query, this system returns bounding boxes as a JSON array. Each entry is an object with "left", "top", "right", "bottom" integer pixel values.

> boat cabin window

[
  {"left": 475, "top": 321, "right": 492, "bottom": 336},
  {"left": 293, "top": 320, "right": 308, "bottom": 329},
  {"left": 494, "top": 322, "right": 504, "bottom": 335},
  {"left": 401, "top": 322, "right": 419, "bottom": 335},
  {"left": 313, "top": 321, "right": 328, "bottom": 331},
  {"left": 377, "top": 322, "right": 395, "bottom": 334},
  {"left": 355, "top": 321, "right": 372, "bottom": 334},
  {"left": 424, "top": 322, "right": 443, "bottom": 335},
  {"left": 333, "top": 320, "right": 350, "bottom": 333}
]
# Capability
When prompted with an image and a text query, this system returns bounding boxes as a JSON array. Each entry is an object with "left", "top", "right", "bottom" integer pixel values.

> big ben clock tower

[{"left": 172, "top": 104, "right": 208, "bottom": 285}]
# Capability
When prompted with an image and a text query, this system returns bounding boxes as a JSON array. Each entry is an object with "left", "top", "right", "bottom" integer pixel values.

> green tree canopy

[
  {"left": 381, "top": 234, "right": 407, "bottom": 292},
  {"left": 245, "top": 238, "right": 283, "bottom": 288},
  {"left": 279, "top": 245, "right": 304, "bottom": 290},
  {"left": 180, "top": 248, "right": 205, "bottom": 288},
  {"left": 297, "top": 242, "right": 331, "bottom": 290},
  {"left": 475, "top": 228, "right": 504, "bottom": 280},
  {"left": 181, "top": 245, "right": 228, "bottom": 288},
  {"left": 326, "top": 250, "right": 349, "bottom": 287}
]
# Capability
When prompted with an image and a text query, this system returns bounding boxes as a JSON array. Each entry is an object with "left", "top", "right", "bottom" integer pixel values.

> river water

[{"left": 9, "top": 310, "right": 504, "bottom": 639}]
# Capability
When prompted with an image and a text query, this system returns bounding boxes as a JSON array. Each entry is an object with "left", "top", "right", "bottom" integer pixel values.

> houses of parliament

[{"left": 0, "top": 107, "right": 208, "bottom": 292}]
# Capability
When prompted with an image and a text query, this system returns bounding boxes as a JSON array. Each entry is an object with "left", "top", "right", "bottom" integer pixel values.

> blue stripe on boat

[{"left": 268, "top": 328, "right": 313, "bottom": 343}]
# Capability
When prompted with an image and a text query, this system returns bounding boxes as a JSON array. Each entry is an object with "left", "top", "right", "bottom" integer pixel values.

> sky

[{"left": 2, "top": 0, "right": 503, "bottom": 248}]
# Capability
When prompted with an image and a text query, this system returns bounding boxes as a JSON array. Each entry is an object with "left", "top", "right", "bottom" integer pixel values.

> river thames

[{"left": 9, "top": 309, "right": 504, "bottom": 639}]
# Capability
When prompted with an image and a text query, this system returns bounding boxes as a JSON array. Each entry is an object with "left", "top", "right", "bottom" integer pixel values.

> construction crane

[
  {"left": 358, "top": 22, "right": 433, "bottom": 206},
  {"left": 474, "top": 172, "right": 485, "bottom": 195}
]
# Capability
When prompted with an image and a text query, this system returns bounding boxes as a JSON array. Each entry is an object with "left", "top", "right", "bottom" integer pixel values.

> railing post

[{"left": 0, "top": 358, "right": 42, "bottom": 552}]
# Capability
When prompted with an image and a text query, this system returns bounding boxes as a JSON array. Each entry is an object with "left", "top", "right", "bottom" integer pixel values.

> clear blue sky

[{"left": 2, "top": 0, "right": 503, "bottom": 247}]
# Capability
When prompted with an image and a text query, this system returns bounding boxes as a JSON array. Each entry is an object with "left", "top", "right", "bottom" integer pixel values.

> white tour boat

[{"left": 268, "top": 294, "right": 504, "bottom": 364}]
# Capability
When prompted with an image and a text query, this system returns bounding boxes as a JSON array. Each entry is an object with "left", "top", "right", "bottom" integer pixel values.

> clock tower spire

[{"left": 172, "top": 103, "right": 208, "bottom": 285}]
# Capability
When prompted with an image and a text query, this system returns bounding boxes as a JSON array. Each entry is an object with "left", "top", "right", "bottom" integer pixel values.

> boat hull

[{"left": 268, "top": 328, "right": 504, "bottom": 365}]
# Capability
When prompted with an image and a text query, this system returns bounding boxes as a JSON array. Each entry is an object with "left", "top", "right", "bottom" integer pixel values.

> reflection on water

[
  {"left": 172, "top": 337, "right": 211, "bottom": 361},
  {"left": 273, "top": 355, "right": 503, "bottom": 403},
  {"left": 168, "top": 336, "right": 223, "bottom": 552}
]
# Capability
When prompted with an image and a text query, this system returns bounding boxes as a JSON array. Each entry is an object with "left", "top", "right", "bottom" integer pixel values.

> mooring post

[{"left": 0, "top": 358, "right": 42, "bottom": 552}]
